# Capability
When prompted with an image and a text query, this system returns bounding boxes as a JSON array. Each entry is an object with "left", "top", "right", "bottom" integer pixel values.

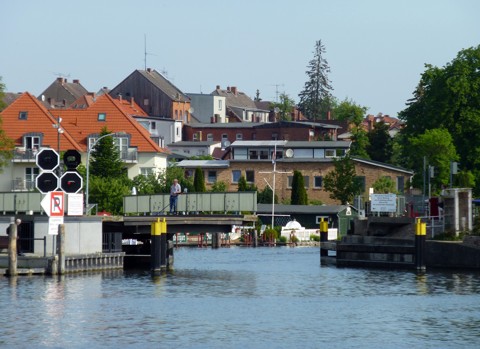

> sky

[{"left": 2, "top": 0, "right": 479, "bottom": 117}]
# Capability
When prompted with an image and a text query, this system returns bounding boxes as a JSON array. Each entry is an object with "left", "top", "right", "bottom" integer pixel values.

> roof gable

[{"left": 1, "top": 92, "right": 82, "bottom": 151}]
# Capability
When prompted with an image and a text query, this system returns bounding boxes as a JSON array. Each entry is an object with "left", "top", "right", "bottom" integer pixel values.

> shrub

[
  {"left": 310, "top": 234, "right": 320, "bottom": 242},
  {"left": 278, "top": 236, "right": 287, "bottom": 243}
]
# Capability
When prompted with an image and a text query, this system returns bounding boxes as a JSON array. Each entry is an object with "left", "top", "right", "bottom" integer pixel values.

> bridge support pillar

[
  {"left": 320, "top": 218, "right": 328, "bottom": 258},
  {"left": 212, "top": 232, "right": 220, "bottom": 249},
  {"left": 415, "top": 218, "right": 426, "bottom": 271}
]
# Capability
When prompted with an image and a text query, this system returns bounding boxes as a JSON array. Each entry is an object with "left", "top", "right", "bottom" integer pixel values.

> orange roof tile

[{"left": 1, "top": 92, "right": 83, "bottom": 151}]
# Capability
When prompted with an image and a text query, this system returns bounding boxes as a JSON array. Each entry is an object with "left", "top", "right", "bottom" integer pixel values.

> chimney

[
  {"left": 231, "top": 86, "right": 237, "bottom": 95},
  {"left": 147, "top": 68, "right": 152, "bottom": 72},
  {"left": 118, "top": 94, "right": 122, "bottom": 101},
  {"left": 73, "top": 79, "right": 80, "bottom": 84},
  {"left": 130, "top": 96, "right": 134, "bottom": 107},
  {"left": 216, "top": 85, "right": 220, "bottom": 90},
  {"left": 227, "top": 86, "right": 230, "bottom": 92},
  {"left": 56, "top": 77, "right": 64, "bottom": 83}
]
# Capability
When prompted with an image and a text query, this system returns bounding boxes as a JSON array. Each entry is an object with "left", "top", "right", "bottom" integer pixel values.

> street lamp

[
  {"left": 53, "top": 117, "right": 63, "bottom": 176},
  {"left": 85, "top": 132, "right": 125, "bottom": 214}
]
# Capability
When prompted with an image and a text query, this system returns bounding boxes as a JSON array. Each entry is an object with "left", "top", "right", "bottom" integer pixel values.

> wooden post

[
  {"left": 415, "top": 218, "right": 427, "bottom": 271},
  {"left": 7, "top": 220, "right": 18, "bottom": 277},
  {"left": 320, "top": 218, "right": 328, "bottom": 257},
  {"left": 160, "top": 218, "right": 167, "bottom": 270},
  {"left": 253, "top": 230, "right": 258, "bottom": 247},
  {"left": 57, "top": 224, "right": 66, "bottom": 275}
]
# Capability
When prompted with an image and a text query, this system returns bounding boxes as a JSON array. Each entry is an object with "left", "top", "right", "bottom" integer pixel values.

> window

[
  {"left": 207, "top": 170, "right": 217, "bottom": 183},
  {"left": 325, "top": 149, "right": 335, "bottom": 158},
  {"left": 295, "top": 149, "right": 313, "bottom": 158},
  {"left": 207, "top": 133, "right": 213, "bottom": 141},
  {"left": 336, "top": 149, "right": 346, "bottom": 157},
  {"left": 314, "top": 149, "right": 325, "bottom": 158},
  {"left": 272, "top": 133, "right": 278, "bottom": 140},
  {"left": 234, "top": 148, "right": 248, "bottom": 160},
  {"left": 248, "top": 150, "right": 259, "bottom": 159},
  {"left": 232, "top": 170, "right": 241, "bottom": 183},
  {"left": 397, "top": 176, "right": 405, "bottom": 193},
  {"left": 140, "top": 167, "right": 155, "bottom": 176},
  {"left": 314, "top": 176, "right": 323, "bottom": 188},
  {"left": 236, "top": 133, "right": 243, "bottom": 140},
  {"left": 25, "top": 167, "right": 39, "bottom": 188},
  {"left": 150, "top": 122, "right": 156, "bottom": 130},
  {"left": 218, "top": 99, "right": 223, "bottom": 110},
  {"left": 18, "top": 111, "right": 28, "bottom": 120},
  {"left": 355, "top": 176, "right": 366, "bottom": 193},
  {"left": 246, "top": 170, "right": 254, "bottom": 183},
  {"left": 144, "top": 98, "right": 149, "bottom": 106},
  {"left": 114, "top": 136, "right": 129, "bottom": 158},
  {"left": 193, "top": 133, "right": 199, "bottom": 141},
  {"left": 221, "top": 134, "right": 228, "bottom": 141},
  {"left": 98, "top": 113, "right": 106, "bottom": 121},
  {"left": 24, "top": 135, "right": 41, "bottom": 150},
  {"left": 288, "top": 174, "right": 308, "bottom": 188}
]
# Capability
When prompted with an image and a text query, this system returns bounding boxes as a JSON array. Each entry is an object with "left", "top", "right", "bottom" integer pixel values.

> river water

[{"left": 1, "top": 246, "right": 479, "bottom": 349}]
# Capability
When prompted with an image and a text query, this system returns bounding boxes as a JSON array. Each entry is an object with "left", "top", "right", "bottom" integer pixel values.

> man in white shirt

[{"left": 169, "top": 179, "right": 181, "bottom": 214}]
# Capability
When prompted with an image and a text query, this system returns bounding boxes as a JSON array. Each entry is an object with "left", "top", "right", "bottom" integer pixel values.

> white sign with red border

[{"left": 41, "top": 191, "right": 64, "bottom": 217}]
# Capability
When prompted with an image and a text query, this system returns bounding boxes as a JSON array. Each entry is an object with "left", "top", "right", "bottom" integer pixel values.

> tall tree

[
  {"left": 90, "top": 127, "right": 125, "bottom": 179},
  {"left": 333, "top": 98, "right": 369, "bottom": 158},
  {"left": 290, "top": 170, "right": 308, "bottom": 205},
  {"left": 0, "top": 77, "right": 15, "bottom": 172},
  {"left": 271, "top": 93, "right": 295, "bottom": 121},
  {"left": 367, "top": 120, "right": 393, "bottom": 163},
  {"left": 323, "top": 155, "right": 361, "bottom": 204},
  {"left": 193, "top": 167, "right": 206, "bottom": 192},
  {"left": 408, "top": 128, "right": 458, "bottom": 193},
  {"left": 399, "top": 45, "right": 480, "bottom": 195},
  {"left": 298, "top": 40, "right": 334, "bottom": 121}
]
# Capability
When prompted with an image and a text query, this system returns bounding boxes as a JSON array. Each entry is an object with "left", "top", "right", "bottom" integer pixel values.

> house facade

[
  {"left": 38, "top": 77, "right": 89, "bottom": 109},
  {"left": 109, "top": 69, "right": 191, "bottom": 122},
  {"left": 177, "top": 140, "right": 413, "bottom": 205},
  {"left": 187, "top": 93, "right": 226, "bottom": 123},
  {"left": 211, "top": 85, "right": 270, "bottom": 123},
  {"left": 0, "top": 92, "right": 169, "bottom": 192}
]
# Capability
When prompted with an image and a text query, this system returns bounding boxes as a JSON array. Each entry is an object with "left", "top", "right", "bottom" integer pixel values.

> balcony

[
  {"left": 12, "top": 147, "right": 38, "bottom": 162},
  {"left": 12, "top": 178, "right": 35, "bottom": 191},
  {"left": 120, "top": 148, "right": 138, "bottom": 163}
]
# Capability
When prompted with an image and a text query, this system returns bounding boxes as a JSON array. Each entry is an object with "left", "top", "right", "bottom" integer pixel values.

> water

[{"left": 1, "top": 247, "right": 480, "bottom": 349}]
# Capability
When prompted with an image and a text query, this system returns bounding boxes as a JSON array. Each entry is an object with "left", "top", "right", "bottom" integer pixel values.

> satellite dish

[
  {"left": 41, "top": 95, "right": 45, "bottom": 101},
  {"left": 274, "top": 107, "right": 280, "bottom": 113},
  {"left": 188, "top": 107, "right": 194, "bottom": 114},
  {"left": 223, "top": 140, "right": 231, "bottom": 148},
  {"left": 285, "top": 149, "right": 294, "bottom": 158}
]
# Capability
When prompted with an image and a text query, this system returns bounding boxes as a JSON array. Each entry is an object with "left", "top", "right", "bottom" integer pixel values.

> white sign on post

[
  {"left": 371, "top": 193, "right": 397, "bottom": 213},
  {"left": 49, "top": 216, "right": 64, "bottom": 235}
]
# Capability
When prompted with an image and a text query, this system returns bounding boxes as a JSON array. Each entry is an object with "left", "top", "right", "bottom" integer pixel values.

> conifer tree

[
  {"left": 193, "top": 167, "right": 206, "bottom": 192},
  {"left": 298, "top": 40, "right": 334, "bottom": 121},
  {"left": 290, "top": 170, "right": 308, "bottom": 205}
]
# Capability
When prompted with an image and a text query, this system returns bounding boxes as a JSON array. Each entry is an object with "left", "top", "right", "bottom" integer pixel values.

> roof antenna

[{"left": 144, "top": 34, "right": 158, "bottom": 71}]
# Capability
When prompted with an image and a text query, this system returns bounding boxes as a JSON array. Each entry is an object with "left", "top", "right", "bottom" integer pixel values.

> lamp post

[
  {"left": 53, "top": 117, "right": 63, "bottom": 176},
  {"left": 85, "top": 132, "right": 123, "bottom": 215}
]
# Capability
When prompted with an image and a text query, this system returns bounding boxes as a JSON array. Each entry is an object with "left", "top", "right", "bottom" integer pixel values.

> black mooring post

[
  {"left": 151, "top": 218, "right": 162, "bottom": 276},
  {"left": 415, "top": 218, "right": 426, "bottom": 271},
  {"left": 320, "top": 218, "right": 328, "bottom": 257},
  {"left": 167, "top": 235, "right": 174, "bottom": 270}
]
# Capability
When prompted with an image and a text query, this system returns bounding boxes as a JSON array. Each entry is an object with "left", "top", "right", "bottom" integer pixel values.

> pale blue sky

[{"left": 2, "top": 0, "right": 479, "bottom": 117}]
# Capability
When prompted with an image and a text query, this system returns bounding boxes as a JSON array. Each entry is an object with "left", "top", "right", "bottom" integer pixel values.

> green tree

[
  {"left": 210, "top": 180, "right": 227, "bottom": 192},
  {"left": 0, "top": 77, "right": 14, "bottom": 171},
  {"left": 372, "top": 176, "right": 397, "bottom": 194},
  {"left": 193, "top": 167, "right": 206, "bottom": 192},
  {"left": 323, "top": 155, "right": 361, "bottom": 204},
  {"left": 333, "top": 98, "right": 369, "bottom": 157},
  {"left": 367, "top": 120, "right": 393, "bottom": 163},
  {"left": 298, "top": 40, "right": 334, "bottom": 121},
  {"left": 257, "top": 186, "right": 278, "bottom": 204},
  {"left": 237, "top": 175, "right": 248, "bottom": 191},
  {"left": 90, "top": 127, "right": 125, "bottom": 179},
  {"left": 0, "top": 77, "right": 7, "bottom": 111},
  {"left": 408, "top": 128, "right": 458, "bottom": 193},
  {"left": 89, "top": 176, "right": 131, "bottom": 214},
  {"left": 290, "top": 170, "right": 308, "bottom": 205},
  {"left": 399, "top": 45, "right": 480, "bottom": 195},
  {"left": 271, "top": 93, "right": 295, "bottom": 121}
]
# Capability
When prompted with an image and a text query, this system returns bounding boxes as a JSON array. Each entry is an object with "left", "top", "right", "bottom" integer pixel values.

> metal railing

[
  {"left": 12, "top": 148, "right": 37, "bottom": 162},
  {"left": 124, "top": 191, "right": 257, "bottom": 215},
  {"left": 120, "top": 148, "right": 138, "bottom": 162}
]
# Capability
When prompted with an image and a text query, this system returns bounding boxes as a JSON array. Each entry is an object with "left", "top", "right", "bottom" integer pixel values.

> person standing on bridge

[{"left": 169, "top": 179, "right": 181, "bottom": 214}]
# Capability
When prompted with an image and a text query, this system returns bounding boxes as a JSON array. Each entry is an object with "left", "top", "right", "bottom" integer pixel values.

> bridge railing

[{"left": 123, "top": 191, "right": 257, "bottom": 215}]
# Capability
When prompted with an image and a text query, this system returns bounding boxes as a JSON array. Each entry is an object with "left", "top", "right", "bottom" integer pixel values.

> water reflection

[{"left": 1, "top": 247, "right": 480, "bottom": 348}]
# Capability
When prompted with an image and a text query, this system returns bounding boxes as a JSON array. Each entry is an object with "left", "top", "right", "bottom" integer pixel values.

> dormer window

[
  {"left": 19, "top": 111, "right": 28, "bottom": 120},
  {"left": 98, "top": 113, "right": 106, "bottom": 121}
]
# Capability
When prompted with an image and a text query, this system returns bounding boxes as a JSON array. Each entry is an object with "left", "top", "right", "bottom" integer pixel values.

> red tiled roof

[
  {"left": 1, "top": 92, "right": 83, "bottom": 151},
  {"left": 53, "top": 94, "right": 166, "bottom": 153}
]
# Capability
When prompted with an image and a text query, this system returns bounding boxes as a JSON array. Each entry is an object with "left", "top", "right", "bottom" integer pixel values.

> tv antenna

[
  {"left": 144, "top": 34, "right": 158, "bottom": 70},
  {"left": 270, "top": 83, "right": 284, "bottom": 102},
  {"left": 52, "top": 72, "right": 71, "bottom": 79}
]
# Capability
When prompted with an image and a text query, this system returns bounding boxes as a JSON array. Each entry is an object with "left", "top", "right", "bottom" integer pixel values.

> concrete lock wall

[{"left": 33, "top": 216, "right": 103, "bottom": 255}]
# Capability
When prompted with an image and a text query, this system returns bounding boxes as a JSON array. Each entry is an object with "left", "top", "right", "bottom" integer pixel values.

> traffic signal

[
  {"left": 63, "top": 150, "right": 81, "bottom": 170},
  {"left": 60, "top": 171, "right": 83, "bottom": 194},
  {"left": 36, "top": 172, "right": 59, "bottom": 194},
  {"left": 36, "top": 148, "right": 60, "bottom": 171}
]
